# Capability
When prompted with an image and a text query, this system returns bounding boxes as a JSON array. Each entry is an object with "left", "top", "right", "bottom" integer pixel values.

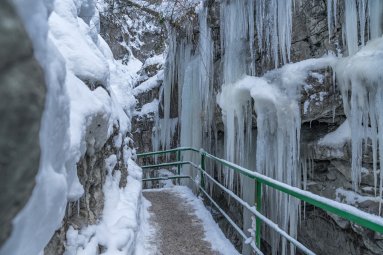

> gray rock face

[
  {"left": 44, "top": 125, "right": 129, "bottom": 255},
  {"left": 100, "top": 0, "right": 166, "bottom": 63},
  {"left": 0, "top": 1, "right": 46, "bottom": 246},
  {"left": 99, "top": 0, "right": 167, "bottom": 155}
]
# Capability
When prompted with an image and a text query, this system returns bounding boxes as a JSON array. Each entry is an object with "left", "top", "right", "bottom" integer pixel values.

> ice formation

[
  {"left": 335, "top": 37, "right": 383, "bottom": 211},
  {"left": 325, "top": 0, "right": 383, "bottom": 217},
  {"left": 328, "top": 0, "right": 383, "bottom": 55},
  {"left": 156, "top": 0, "right": 321, "bottom": 253}
]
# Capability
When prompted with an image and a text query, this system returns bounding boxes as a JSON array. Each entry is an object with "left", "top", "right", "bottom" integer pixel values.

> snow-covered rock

[{"left": 0, "top": 0, "right": 144, "bottom": 254}]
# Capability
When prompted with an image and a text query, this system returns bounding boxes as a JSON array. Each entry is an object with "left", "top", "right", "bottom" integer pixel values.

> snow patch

[
  {"left": 134, "top": 99, "right": 159, "bottom": 117},
  {"left": 318, "top": 120, "right": 351, "bottom": 148}
]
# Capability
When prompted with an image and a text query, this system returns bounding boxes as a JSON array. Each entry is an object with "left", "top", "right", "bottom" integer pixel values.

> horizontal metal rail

[
  {"left": 141, "top": 161, "right": 190, "bottom": 169},
  {"left": 142, "top": 175, "right": 191, "bottom": 182},
  {"left": 137, "top": 147, "right": 198, "bottom": 158}
]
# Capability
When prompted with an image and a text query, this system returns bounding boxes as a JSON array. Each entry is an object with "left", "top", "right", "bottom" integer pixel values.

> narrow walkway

[{"left": 143, "top": 186, "right": 239, "bottom": 255}]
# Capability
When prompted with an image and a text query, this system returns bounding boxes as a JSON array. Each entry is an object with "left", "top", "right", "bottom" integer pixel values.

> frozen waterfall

[{"left": 157, "top": 0, "right": 383, "bottom": 254}]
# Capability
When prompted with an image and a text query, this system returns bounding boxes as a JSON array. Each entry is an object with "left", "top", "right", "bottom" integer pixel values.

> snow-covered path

[{"left": 143, "top": 186, "right": 239, "bottom": 255}]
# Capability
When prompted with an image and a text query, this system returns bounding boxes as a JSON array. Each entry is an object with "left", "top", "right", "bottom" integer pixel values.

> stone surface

[
  {"left": 100, "top": 0, "right": 166, "bottom": 63},
  {"left": 0, "top": 1, "right": 46, "bottom": 246},
  {"left": 298, "top": 207, "right": 375, "bottom": 255},
  {"left": 44, "top": 124, "right": 130, "bottom": 254}
]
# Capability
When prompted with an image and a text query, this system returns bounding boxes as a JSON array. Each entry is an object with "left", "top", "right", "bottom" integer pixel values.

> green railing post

[
  {"left": 200, "top": 151, "right": 206, "bottom": 190},
  {"left": 177, "top": 149, "right": 181, "bottom": 185},
  {"left": 255, "top": 179, "right": 262, "bottom": 248}
]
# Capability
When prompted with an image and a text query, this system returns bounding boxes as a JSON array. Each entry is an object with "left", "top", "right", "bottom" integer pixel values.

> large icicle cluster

[
  {"left": 328, "top": 0, "right": 383, "bottom": 213},
  {"left": 219, "top": 55, "right": 337, "bottom": 254},
  {"left": 335, "top": 37, "right": 383, "bottom": 212},
  {"left": 153, "top": 3, "right": 215, "bottom": 157},
  {"left": 328, "top": 0, "right": 383, "bottom": 55}
]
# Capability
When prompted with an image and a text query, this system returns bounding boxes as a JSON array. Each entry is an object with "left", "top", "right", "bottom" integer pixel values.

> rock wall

[
  {"left": 0, "top": 0, "right": 46, "bottom": 246},
  {"left": 1, "top": 0, "right": 141, "bottom": 253},
  {"left": 44, "top": 125, "right": 131, "bottom": 254},
  {"left": 99, "top": 0, "right": 167, "bottom": 155}
]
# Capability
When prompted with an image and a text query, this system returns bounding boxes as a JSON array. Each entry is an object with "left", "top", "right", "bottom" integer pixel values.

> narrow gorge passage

[{"left": 2, "top": 0, "right": 383, "bottom": 254}]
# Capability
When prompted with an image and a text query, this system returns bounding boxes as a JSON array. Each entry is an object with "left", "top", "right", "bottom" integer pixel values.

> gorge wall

[{"left": 131, "top": 0, "right": 383, "bottom": 254}]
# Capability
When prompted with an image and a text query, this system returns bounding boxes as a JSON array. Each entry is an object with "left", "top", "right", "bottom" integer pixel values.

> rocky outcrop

[
  {"left": 99, "top": 0, "right": 167, "bottom": 155},
  {"left": 44, "top": 125, "right": 130, "bottom": 254},
  {"left": 100, "top": 0, "right": 166, "bottom": 63},
  {"left": 0, "top": 1, "right": 46, "bottom": 246}
]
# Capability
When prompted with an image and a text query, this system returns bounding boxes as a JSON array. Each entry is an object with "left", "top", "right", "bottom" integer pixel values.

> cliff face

[{"left": 0, "top": 1, "right": 46, "bottom": 246}]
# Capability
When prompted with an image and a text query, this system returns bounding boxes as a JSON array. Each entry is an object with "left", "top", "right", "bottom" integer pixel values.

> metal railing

[{"left": 137, "top": 147, "right": 383, "bottom": 255}]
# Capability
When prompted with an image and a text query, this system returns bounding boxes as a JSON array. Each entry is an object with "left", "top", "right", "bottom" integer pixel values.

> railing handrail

[{"left": 137, "top": 147, "right": 383, "bottom": 254}]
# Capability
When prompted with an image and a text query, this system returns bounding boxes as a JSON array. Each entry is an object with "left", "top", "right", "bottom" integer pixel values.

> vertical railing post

[
  {"left": 200, "top": 151, "right": 206, "bottom": 190},
  {"left": 177, "top": 149, "right": 181, "bottom": 185},
  {"left": 255, "top": 179, "right": 262, "bottom": 248}
]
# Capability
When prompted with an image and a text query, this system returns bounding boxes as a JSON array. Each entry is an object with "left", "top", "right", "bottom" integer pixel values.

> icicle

[
  {"left": 278, "top": 0, "right": 293, "bottom": 64},
  {"left": 345, "top": 0, "right": 359, "bottom": 55},
  {"left": 247, "top": 0, "right": 256, "bottom": 75},
  {"left": 369, "top": 0, "right": 383, "bottom": 39},
  {"left": 255, "top": 0, "right": 265, "bottom": 56},
  {"left": 333, "top": 0, "right": 338, "bottom": 27},
  {"left": 328, "top": 0, "right": 333, "bottom": 40},
  {"left": 327, "top": 0, "right": 339, "bottom": 40},
  {"left": 358, "top": 0, "right": 367, "bottom": 46}
]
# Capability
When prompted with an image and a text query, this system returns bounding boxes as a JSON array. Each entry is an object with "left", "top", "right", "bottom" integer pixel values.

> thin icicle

[
  {"left": 345, "top": 0, "right": 358, "bottom": 55},
  {"left": 328, "top": 0, "right": 333, "bottom": 40},
  {"left": 369, "top": 0, "right": 383, "bottom": 39},
  {"left": 358, "top": 0, "right": 367, "bottom": 46}
]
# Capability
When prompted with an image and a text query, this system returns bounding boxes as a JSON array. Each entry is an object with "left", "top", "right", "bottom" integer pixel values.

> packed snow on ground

[
  {"left": 134, "top": 197, "right": 158, "bottom": 255},
  {"left": 149, "top": 186, "right": 240, "bottom": 255},
  {"left": 1, "top": 0, "right": 145, "bottom": 254}
]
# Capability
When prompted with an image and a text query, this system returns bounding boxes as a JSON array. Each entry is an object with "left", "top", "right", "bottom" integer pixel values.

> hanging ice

[
  {"left": 218, "top": 55, "right": 336, "bottom": 255},
  {"left": 335, "top": 37, "right": 383, "bottom": 214},
  {"left": 327, "top": 0, "right": 383, "bottom": 55}
]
